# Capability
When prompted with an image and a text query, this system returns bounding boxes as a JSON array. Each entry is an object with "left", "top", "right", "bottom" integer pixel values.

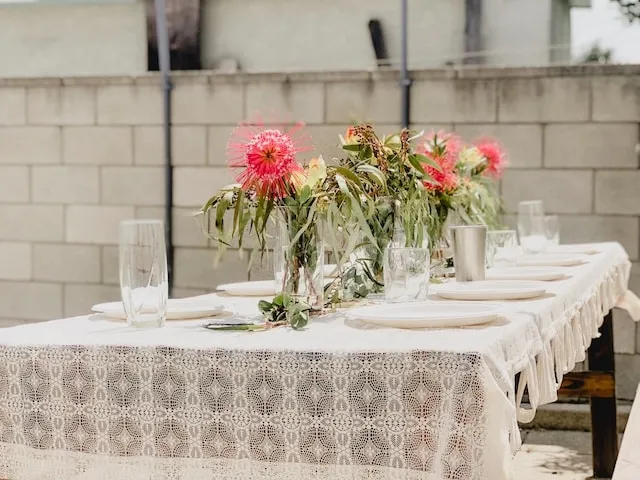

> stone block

[
  {"left": 172, "top": 83, "right": 243, "bottom": 125},
  {"left": 101, "top": 245, "right": 118, "bottom": 285},
  {"left": 245, "top": 82, "right": 324, "bottom": 124},
  {"left": 66, "top": 205, "right": 135, "bottom": 244},
  {"left": 64, "top": 284, "right": 120, "bottom": 317},
  {"left": 0, "top": 87, "right": 26, "bottom": 125},
  {"left": 0, "top": 242, "right": 31, "bottom": 280},
  {"left": 32, "top": 166, "right": 99, "bottom": 204},
  {"left": 454, "top": 124, "right": 542, "bottom": 168},
  {"left": 411, "top": 79, "right": 497, "bottom": 123},
  {"left": 613, "top": 309, "right": 637, "bottom": 354},
  {"left": 559, "top": 215, "right": 639, "bottom": 261},
  {"left": 134, "top": 126, "right": 207, "bottom": 165},
  {"left": 545, "top": 124, "right": 638, "bottom": 169},
  {"left": 134, "top": 206, "right": 207, "bottom": 248},
  {"left": 592, "top": 76, "right": 640, "bottom": 122},
  {"left": 207, "top": 126, "right": 236, "bottom": 166},
  {"left": 0, "top": 281, "right": 63, "bottom": 320},
  {"left": 502, "top": 170, "right": 593, "bottom": 214},
  {"left": 27, "top": 86, "right": 95, "bottom": 125},
  {"left": 498, "top": 77, "right": 590, "bottom": 122},
  {"left": 33, "top": 244, "right": 100, "bottom": 283},
  {"left": 595, "top": 171, "right": 640, "bottom": 215},
  {"left": 101, "top": 166, "right": 164, "bottom": 206},
  {"left": 174, "top": 167, "right": 235, "bottom": 207},
  {"left": 0, "top": 127, "right": 61, "bottom": 164},
  {"left": 0, "top": 166, "right": 29, "bottom": 203},
  {"left": 0, "top": 205, "right": 64, "bottom": 241},
  {"left": 325, "top": 81, "right": 400, "bottom": 124},
  {"left": 97, "top": 84, "right": 162, "bottom": 125},
  {"left": 615, "top": 353, "right": 640, "bottom": 400},
  {"left": 63, "top": 126, "right": 133, "bottom": 165},
  {"left": 173, "top": 247, "right": 248, "bottom": 289}
]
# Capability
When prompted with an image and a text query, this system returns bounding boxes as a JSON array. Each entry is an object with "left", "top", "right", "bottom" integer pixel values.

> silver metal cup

[{"left": 450, "top": 225, "right": 487, "bottom": 282}]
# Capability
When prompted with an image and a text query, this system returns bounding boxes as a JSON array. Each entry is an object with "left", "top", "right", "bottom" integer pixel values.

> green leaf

[
  {"left": 412, "top": 153, "right": 442, "bottom": 171},
  {"left": 342, "top": 144, "right": 361, "bottom": 152},
  {"left": 407, "top": 154, "right": 427, "bottom": 175},
  {"left": 258, "top": 300, "right": 273, "bottom": 313},
  {"left": 356, "top": 164, "right": 387, "bottom": 189},
  {"left": 334, "top": 166, "right": 364, "bottom": 189},
  {"left": 299, "top": 185, "right": 312, "bottom": 204}
]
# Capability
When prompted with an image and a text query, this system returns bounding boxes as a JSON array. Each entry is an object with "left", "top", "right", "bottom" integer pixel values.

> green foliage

[
  {"left": 258, "top": 294, "right": 310, "bottom": 330},
  {"left": 611, "top": 0, "right": 640, "bottom": 22}
]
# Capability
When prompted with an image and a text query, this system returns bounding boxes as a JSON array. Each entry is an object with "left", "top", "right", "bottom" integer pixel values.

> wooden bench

[
  {"left": 558, "top": 311, "right": 618, "bottom": 478},
  {"left": 613, "top": 383, "right": 640, "bottom": 480}
]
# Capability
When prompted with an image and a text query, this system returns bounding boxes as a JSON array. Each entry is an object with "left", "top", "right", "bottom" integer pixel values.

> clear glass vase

[{"left": 274, "top": 207, "right": 325, "bottom": 315}]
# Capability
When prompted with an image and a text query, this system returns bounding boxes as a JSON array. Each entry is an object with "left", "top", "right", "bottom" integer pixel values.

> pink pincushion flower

[
  {"left": 227, "top": 121, "right": 311, "bottom": 198},
  {"left": 420, "top": 130, "right": 463, "bottom": 169},
  {"left": 474, "top": 138, "right": 507, "bottom": 179},
  {"left": 422, "top": 158, "right": 459, "bottom": 193},
  {"left": 416, "top": 131, "right": 461, "bottom": 193}
]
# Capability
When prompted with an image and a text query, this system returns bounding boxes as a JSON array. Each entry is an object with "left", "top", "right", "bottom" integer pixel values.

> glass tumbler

[
  {"left": 544, "top": 215, "right": 560, "bottom": 246},
  {"left": 119, "top": 220, "right": 168, "bottom": 328},
  {"left": 383, "top": 248, "right": 430, "bottom": 303},
  {"left": 517, "top": 200, "right": 547, "bottom": 254},
  {"left": 486, "top": 230, "right": 519, "bottom": 268}
]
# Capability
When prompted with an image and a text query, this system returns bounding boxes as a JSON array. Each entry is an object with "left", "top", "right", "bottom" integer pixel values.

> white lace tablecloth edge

[{"left": 511, "top": 251, "right": 634, "bottom": 429}]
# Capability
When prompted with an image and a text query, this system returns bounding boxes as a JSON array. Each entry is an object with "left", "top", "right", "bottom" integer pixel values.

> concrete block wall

[{"left": 0, "top": 65, "right": 639, "bottom": 397}]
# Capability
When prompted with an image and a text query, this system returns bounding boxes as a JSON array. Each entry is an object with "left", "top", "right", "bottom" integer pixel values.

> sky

[{"left": 572, "top": 0, "right": 640, "bottom": 62}]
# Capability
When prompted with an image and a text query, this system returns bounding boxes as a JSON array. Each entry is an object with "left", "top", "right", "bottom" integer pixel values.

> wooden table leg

[{"left": 588, "top": 310, "right": 618, "bottom": 478}]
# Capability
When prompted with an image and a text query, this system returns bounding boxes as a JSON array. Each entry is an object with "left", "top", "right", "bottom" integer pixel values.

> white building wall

[
  {"left": 0, "top": 2, "right": 146, "bottom": 78},
  {"left": 202, "top": 0, "right": 466, "bottom": 72},
  {"left": 481, "top": 0, "right": 554, "bottom": 66}
]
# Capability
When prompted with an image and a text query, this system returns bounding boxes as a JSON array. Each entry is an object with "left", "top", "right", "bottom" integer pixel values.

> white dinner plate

[
  {"left": 435, "top": 281, "right": 547, "bottom": 301},
  {"left": 92, "top": 299, "right": 225, "bottom": 320},
  {"left": 516, "top": 253, "right": 588, "bottom": 267},
  {"left": 347, "top": 302, "right": 504, "bottom": 329},
  {"left": 486, "top": 267, "right": 566, "bottom": 282},
  {"left": 545, "top": 245, "right": 600, "bottom": 255},
  {"left": 217, "top": 280, "right": 276, "bottom": 296}
]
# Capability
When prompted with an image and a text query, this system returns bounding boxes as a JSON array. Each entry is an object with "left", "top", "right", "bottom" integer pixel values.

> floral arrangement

[
  {"left": 416, "top": 130, "right": 507, "bottom": 233},
  {"left": 200, "top": 119, "right": 507, "bottom": 328}
]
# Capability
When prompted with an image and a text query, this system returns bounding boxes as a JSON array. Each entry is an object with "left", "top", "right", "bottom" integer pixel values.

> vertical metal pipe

[
  {"left": 154, "top": 0, "right": 174, "bottom": 295},
  {"left": 400, "top": 0, "right": 411, "bottom": 128}
]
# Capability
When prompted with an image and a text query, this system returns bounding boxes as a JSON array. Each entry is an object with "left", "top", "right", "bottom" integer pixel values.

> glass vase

[{"left": 274, "top": 207, "right": 325, "bottom": 315}]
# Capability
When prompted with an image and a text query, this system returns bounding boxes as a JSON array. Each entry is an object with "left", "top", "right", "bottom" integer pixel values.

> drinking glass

[
  {"left": 544, "top": 215, "right": 560, "bottom": 246},
  {"left": 518, "top": 200, "right": 547, "bottom": 254},
  {"left": 119, "top": 220, "right": 168, "bottom": 328},
  {"left": 383, "top": 248, "right": 430, "bottom": 303},
  {"left": 486, "top": 230, "right": 519, "bottom": 268}
]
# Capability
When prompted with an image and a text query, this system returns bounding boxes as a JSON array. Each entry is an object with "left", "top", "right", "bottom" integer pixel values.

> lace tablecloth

[{"left": 0, "top": 243, "right": 636, "bottom": 480}]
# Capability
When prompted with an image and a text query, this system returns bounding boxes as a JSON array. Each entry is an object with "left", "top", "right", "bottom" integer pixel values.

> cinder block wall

[{"left": 0, "top": 65, "right": 638, "bottom": 397}]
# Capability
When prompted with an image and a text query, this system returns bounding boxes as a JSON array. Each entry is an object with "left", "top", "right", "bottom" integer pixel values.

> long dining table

[{"left": 0, "top": 242, "right": 637, "bottom": 480}]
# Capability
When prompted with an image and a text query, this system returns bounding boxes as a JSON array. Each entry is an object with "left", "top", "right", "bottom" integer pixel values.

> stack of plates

[
  {"left": 347, "top": 302, "right": 504, "bottom": 329},
  {"left": 434, "top": 280, "right": 548, "bottom": 301},
  {"left": 91, "top": 298, "right": 226, "bottom": 320},
  {"left": 516, "top": 253, "right": 587, "bottom": 267},
  {"left": 486, "top": 267, "right": 566, "bottom": 282},
  {"left": 216, "top": 281, "right": 276, "bottom": 296}
]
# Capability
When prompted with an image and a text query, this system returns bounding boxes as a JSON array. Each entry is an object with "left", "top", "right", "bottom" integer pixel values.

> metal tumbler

[{"left": 450, "top": 225, "right": 487, "bottom": 282}]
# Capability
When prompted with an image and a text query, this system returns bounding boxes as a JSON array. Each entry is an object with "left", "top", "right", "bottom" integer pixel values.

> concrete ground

[{"left": 514, "top": 429, "right": 622, "bottom": 479}]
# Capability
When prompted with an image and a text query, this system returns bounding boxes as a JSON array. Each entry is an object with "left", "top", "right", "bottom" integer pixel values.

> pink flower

[
  {"left": 417, "top": 131, "right": 461, "bottom": 193},
  {"left": 227, "top": 121, "right": 312, "bottom": 198},
  {"left": 420, "top": 130, "right": 463, "bottom": 169},
  {"left": 474, "top": 138, "right": 507, "bottom": 179}
]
